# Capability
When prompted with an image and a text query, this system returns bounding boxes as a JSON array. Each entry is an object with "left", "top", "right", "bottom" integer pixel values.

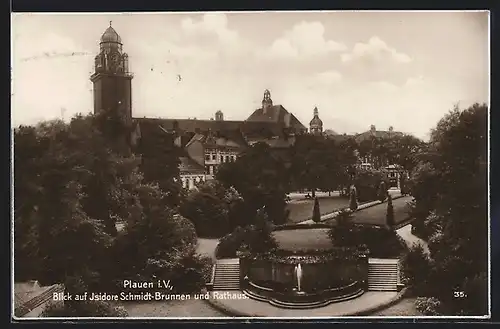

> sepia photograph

[{"left": 11, "top": 10, "right": 489, "bottom": 320}]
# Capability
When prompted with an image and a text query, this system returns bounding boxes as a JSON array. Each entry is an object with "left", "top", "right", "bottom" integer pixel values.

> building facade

[{"left": 91, "top": 25, "right": 309, "bottom": 190}]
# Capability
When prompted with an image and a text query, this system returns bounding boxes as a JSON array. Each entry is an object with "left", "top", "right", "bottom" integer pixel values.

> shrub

[
  {"left": 179, "top": 191, "right": 229, "bottom": 238},
  {"left": 355, "top": 169, "right": 390, "bottom": 202},
  {"left": 216, "top": 223, "right": 278, "bottom": 259},
  {"left": 400, "top": 173, "right": 409, "bottom": 195},
  {"left": 386, "top": 194, "right": 395, "bottom": 227},
  {"left": 41, "top": 300, "right": 128, "bottom": 317},
  {"left": 329, "top": 224, "right": 407, "bottom": 258},
  {"left": 349, "top": 186, "right": 358, "bottom": 211},
  {"left": 312, "top": 197, "right": 321, "bottom": 222},
  {"left": 415, "top": 297, "right": 443, "bottom": 316},
  {"left": 400, "top": 243, "right": 431, "bottom": 294},
  {"left": 378, "top": 180, "right": 388, "bottom": 202},
  {"left": 459, "top": 272, "right": 488, "bottom": 315},
  {"left": 166, "top": 253, "right": 214, "bottom": 294},
  {"left": 336, "top": 209, "right": 354, "bottom": 227}
]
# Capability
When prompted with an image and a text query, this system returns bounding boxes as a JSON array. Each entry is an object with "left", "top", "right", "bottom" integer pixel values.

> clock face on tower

[{"left": 109, "top": 53, "right": 120, "bottom": 70}]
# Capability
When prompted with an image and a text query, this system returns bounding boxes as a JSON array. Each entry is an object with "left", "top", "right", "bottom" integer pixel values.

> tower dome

[
  {"left": 309, "top": 107, "right": 323, "bottom": 126},
  {"left": 309, "top": 107, "right": 323, "bottom": 135},
  {"left": 100, "top": 22, "right": 122, "bottom": 44}
]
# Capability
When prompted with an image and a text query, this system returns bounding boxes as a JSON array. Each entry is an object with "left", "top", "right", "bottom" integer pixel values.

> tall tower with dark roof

[{"left": 90, "top": 22, "right": 133, "bottom": 124}]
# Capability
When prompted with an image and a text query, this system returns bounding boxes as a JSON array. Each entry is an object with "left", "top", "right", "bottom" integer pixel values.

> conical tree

[
  {"left": 378, "top": 180, "right": 388, "bottom": 202},
  {"left": 312, "top": 197, "right": 321, "bottom": 223},
  {"left": 386, "top": 194, "right": 395, "bottom": 227},
  {"left": 349, "top": 186, "right": 358, "bottom": 211}
]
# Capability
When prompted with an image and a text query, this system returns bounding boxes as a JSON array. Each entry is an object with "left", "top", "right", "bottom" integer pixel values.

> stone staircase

[
  {"left": 213, "top": 258, "right": 240, "bottom": 291},
  {"left": 367, "top": 258, "right": 400, "bottom": 291},
  {"left": 15, "top": 284, "right": 64, "bottom": 317}
]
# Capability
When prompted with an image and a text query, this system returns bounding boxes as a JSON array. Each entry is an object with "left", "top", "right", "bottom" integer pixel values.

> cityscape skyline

[{"left": 11, "top": 11, "right": 489, "bottom": 140}]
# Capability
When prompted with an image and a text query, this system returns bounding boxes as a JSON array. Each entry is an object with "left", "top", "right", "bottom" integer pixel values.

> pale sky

[{"left": 11, "top": 11, "right": 489, "bottom": 139}]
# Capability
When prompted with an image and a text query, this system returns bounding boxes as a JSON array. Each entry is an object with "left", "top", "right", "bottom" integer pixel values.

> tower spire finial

[{"left": 109, "top": 20, "right": 112, "bottom": 27}]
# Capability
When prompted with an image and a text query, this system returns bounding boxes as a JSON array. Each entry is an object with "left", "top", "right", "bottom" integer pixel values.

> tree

[
  {"left": 13, "top": 111, "right": 203, "bottom": 298},
  {"left": 216, "top": 142, "right": 290, "bottom": 225},
  {"left": 179, "top": 188, "right": 230, "bottom": 238},
  {"left": 137, "top": 124, "right": 182, "bottom": 209},
  {"left": 112, "top": 182, "right": 199, "bottom": 290},
  {"left": 378, "top": 180, "right": 388, "bottom": 202},
  {"left": 349, "top": 186, "right": 358, "bottom": 211},
  {"left": 386, "top": 194, "right": 395, "bottom": 227},
  {"left": 312, "top": 197, "right": 321, "bottom": 222},
  {"left": 408, "top": 103, "right": 488, "bottom": 315}
]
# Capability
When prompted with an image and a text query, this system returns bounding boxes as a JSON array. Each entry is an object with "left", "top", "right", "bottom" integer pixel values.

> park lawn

[
  {"left": 272, "top": 228, "right": 333, "bottom": 251},
  {"left": 286, "top": 196, "right": 349, "bottom": 223},
  {"left": 351, "top": 196, "right": 412, "bottom": 226}
]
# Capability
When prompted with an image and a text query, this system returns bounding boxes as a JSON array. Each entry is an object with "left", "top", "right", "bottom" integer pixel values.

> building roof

[
  {"left": 354, "top": 128, "right": 404, "bottom": 143},
  {"left": 179, "top": 156, "right": 205, "bottom": 174},
  {"left": 246, "top": 105, "right": 306, "bottom": 131}
]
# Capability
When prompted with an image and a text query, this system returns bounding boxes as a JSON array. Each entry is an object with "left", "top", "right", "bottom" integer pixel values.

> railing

[{"left": 15, "top": 284, "right": 64, "bottom": 317}]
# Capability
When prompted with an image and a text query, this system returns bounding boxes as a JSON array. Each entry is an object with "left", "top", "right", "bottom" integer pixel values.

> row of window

[
  {"left": 181, "top": 175, "right": 206, "bottom": 189},
  {"left": 204, "top": 153, "right": 237, "bottom": 163}
]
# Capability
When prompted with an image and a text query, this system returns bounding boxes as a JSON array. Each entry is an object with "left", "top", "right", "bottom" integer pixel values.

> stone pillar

[{"left": 358, "top": 253, "right": 370, "bottom": 291}]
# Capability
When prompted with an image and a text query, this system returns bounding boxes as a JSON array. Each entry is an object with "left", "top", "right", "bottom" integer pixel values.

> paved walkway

[
  {"left": 207, "top": 291, "right": 398, "bottom": 317},
  {"left": 196, "top": 238, "right": 219, "bottom": 260},
  {"left": 396, "top": 224, "right": 430, "bottom": 254}
]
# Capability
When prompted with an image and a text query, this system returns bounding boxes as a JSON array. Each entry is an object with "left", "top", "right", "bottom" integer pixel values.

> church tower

[
  {"left": 90, "top": 22, "right": 133, "bottom": 124},
  {"left": 309, "top": 107, "right": 323, "bottom": 135},
  {"left": 262, "top": 89, "right": 273, "bottom": 114}
]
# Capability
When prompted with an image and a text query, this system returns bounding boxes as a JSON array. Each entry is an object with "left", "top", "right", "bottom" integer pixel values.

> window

[
  {"left": 205, "top": 154, "right": 210, "bottom": 161},
  {"left": 212, "top": 154, "right": 216, "bottom": 160}
]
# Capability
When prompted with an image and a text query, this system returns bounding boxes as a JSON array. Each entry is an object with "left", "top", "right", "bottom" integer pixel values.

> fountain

[{"left": 295, "top": 263, "right": 304, "bottom": 294}]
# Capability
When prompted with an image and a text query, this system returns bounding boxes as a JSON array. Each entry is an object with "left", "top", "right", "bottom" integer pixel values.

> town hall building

[
  {"left": 91, "top": 24, "right": 407, "bottom": 190},
  {"left": 90, "top": 24, "right": 319, "bottom": 189}
]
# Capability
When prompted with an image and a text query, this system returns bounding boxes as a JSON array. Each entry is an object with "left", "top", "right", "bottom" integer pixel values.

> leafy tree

[
  {"left": 408, "top": 103, "right": 488, "bottom": 315},
  {"left": 179, "top": 188, "right": 229, "bottom": 238},
  {"left": 112, "top": 182, "right": 197, "bottom": 288},
  {"left": 216, "top": 142, "right": 289, "bottom": 224},
  {"left": 312, "top": 197, "right": 321, "bottom": 222},
  {"left": 354, "top": 169, "right": 389, "bottom": 202},
  {"left": 137, "top": 124, "right": 182, "bottom": 208}
]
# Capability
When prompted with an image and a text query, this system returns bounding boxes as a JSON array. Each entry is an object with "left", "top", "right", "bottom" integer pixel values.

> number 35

[{"left": 454, "top": 291, "right": 466, "bottom": 298}]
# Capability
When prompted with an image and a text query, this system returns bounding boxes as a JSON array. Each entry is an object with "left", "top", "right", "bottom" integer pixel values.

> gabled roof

[
  {"left": 246, "top": 105, "right": 306, "bottom": 131},
  {"left": 354, "top": 130, "right": 404, "bottom": 142},
  {"left": 184, "top": 130, "right": 248, "bottom": 150},
  {"left": 179, "top": 156, "right": 205, "bottom": 174}
]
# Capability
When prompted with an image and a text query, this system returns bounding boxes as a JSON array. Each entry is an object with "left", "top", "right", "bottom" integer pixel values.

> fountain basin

[{"left": 240, "top": 254, "right": 368, "bottom": 309}]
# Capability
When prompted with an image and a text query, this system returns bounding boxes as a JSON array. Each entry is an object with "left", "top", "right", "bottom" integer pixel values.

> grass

[
  {"left": 351, "top": 196, "right": 412, "bottom": 226},
  {"left": 286, "top": 196, "right": 349, "bottom": 223},
  {"left": 272, "top": 228, "right": 332, "bottom": 251}
]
